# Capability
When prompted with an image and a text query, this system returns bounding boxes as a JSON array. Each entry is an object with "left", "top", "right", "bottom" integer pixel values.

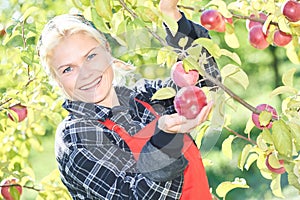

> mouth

[{"left": 79, "top": 76, "right": 102, "bottom": 90}]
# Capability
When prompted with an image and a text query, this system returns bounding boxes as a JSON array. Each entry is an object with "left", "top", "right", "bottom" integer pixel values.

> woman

[{"left": 37, "top": 1, "right": 220, "bottom": 199}]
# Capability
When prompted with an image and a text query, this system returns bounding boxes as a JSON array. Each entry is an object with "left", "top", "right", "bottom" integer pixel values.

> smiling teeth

[{"left": 80, "top": 77, "right": 102, "bottom": 90}]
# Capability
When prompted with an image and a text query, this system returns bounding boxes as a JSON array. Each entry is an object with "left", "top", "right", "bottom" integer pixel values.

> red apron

[{"left": 99, "top": 98, "right": 212, "bottom": 200}]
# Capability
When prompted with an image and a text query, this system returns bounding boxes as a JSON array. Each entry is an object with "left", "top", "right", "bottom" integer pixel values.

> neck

[{"left": 97, "top": 87, "right": 120, "bottom": 108}]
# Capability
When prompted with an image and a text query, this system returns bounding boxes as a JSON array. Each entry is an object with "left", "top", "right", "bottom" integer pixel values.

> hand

[
  {"left": 159, "top": 0, "right": 182, "bottom": 21},
  {"left": 158, "top": 101, "right": 213, "bottom": 134}
]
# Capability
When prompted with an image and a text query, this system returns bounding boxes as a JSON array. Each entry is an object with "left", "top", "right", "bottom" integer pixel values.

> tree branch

[
  {"left": 0, "top": 184, "right": 43, "bottom": 192},
  {"left": 118, "top": 0, "right": 168, "bottom": 46},
  {"left": 224, "top": 126, "right": 257, "bottom": 145}
]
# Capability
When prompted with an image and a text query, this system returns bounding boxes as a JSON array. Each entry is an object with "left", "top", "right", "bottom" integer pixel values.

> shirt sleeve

[{"left": 56, "top": 119, "right": 184, "bottom": 199}]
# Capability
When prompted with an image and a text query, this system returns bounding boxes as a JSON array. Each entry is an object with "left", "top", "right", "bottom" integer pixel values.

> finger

[{"left": 196, "top": 101, "right": 214, "bottom": 123}]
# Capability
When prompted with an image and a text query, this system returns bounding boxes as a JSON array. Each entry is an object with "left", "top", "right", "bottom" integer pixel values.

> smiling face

[{"left": 49, "top": 32, "right": 117, "bottom": 107}]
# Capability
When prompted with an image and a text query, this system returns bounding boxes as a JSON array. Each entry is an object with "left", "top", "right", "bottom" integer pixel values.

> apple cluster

[
  {"left": 251, "top": 104, "right": 278, "bottom": 130},
  {"left": 200, "top": 0, "right": 299, "bottom": 49},
  {"left": 200, "top": 9, "right": 232, "bottom": 33},
  {"left": 1, "top": 179, "right": 22, "bottom": 200},
  {"left": 171, "top": 61, "right": 207, "bottom": 119}
]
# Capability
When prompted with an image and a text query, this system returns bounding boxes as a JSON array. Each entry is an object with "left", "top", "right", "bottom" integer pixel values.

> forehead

[{"left": 50, "top": 32, "right": 101, "bottom": 67}]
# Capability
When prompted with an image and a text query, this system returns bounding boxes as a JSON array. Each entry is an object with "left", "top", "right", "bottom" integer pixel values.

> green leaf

[
  {"left": 286, "top": 43, "right": 300, "bottom": 64},
  {"left": 20, "top": 6, "right": 39, "bottom": 22},
  {"left": 272, "top": 120, "right": 293, "bottom": 157},
  {"left": 245, "top": 153, "right": 258, "bottom": 170},
  {"left": 282, "top": 67, "right": 296, "bottom": 87},
  {"left": 244, "top": 117, "right": 254, "bottom": 134},
  {"left": 260, "top": 128, "right": 273, "bottom": 144},
  {"left": 220, "top": 49, "right": 241, "bottom": 65},
  {"left": 216, "top": 178, "right": 249, "bottom": 198},
  {"left": 278, "top": 16, "right": 292, "bottom": 34},
  {"left": 238, "top": 144, "right": 253, "bottom": 170},
  {"left": 256, "top": 134, "right": 268, "bottom": 152},
  {"left": 178, "top": 37, "right": 189, "bottom": 48},
  {"left": 94, "top": 0, "right": 112, "bottom": 21},
  {"left": 288, "top": 122, "right": 300, "bottom": 151},
  {"left": 183, "top": 56, "right": 204, "bottom": 75},
  {"left": 91, "top": 8, "right": 110, "bottom": 33},
  {"left": 222, "top": 135, "right": 236, "bottom": 160},
  {"left": 259, "top": 110, "right": 273, "bottom": 127},
  {"left": 270, "top": 86, "right": 298, "bottom": 97},
  {"left": 224, "top": 32, "right": 240, "bottom": 49},
  {"left": 161, "top": 14, "right": 178, "bottom": 37},
  {"left": 151, "top": 87, "right": 176, "bottom": 100},
  {"left": 221, "top": 64, "right": 249, "bottom": 90},
  {"left": 270, "top": 174, "right": 284, "bottom": 198},
  {"left": 192, "top": 38, "right": 221, "bottom": 58}
]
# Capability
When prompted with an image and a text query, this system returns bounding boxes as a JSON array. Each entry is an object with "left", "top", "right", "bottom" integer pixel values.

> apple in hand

[
  {"left": 171, "top": 61, "right": 199, "bottom": 88},
  {"left": 248, "top": 25, "right": 269, "bottom": 49},
  {"left": 174, "top": 85, "right": 207, "bottom": 119},
  {"left": 273, "top": 29, "right": 292, "bottom": 46},
  {"left": 1, "top": 179, "right": 22, "bottom": 200},
  {"left": 265, "top": 152, "right": 286, "bottom": 174},
  {"left": 252, "top": 104, "right": 278, "bottom": 130},
  {"left": 200, "top": 9, "right": 226, "bottom": 32},
  {"left": 7, "top": 104, "right": 28, "bottom": 122},
  {"left": 246, "top": 12, "right": 268, "bottom": 30},
  {"left": 282, "top": 0, "right": 300, "bottom": 22}
]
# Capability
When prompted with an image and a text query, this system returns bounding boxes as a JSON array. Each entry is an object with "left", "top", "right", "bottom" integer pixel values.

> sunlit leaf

[
  {"left": 270, "top": 86, "right": 298, "bottom": 97},
  {"left": 220, "top": 49, "right": 241, "bottom": 65},
  {"left": 161, "top": 14, "right": 178, "bottom": 37},
  {"left": 272, "top": 120, "right": 293, "bottom": 157},
  {"left": 216, "top": 177, "right": 249, "bottom": 198},
  {"left": 238, "top": 144, "right": 253, "bottom": 170},
  {"left": 224, "top": 32, "right": 240, "bottom": 49},
  {"left": 151, "top": 87, "right": 176, "bottom": 100},
  {"left": 221, "top": 64, "right": 249, "bottom": 90},
  {"left": 245, "top": 153, "right": 258, "bottom": 170},
  {"left": 95, "top": 0, "right": 112, "bottom": 21},
  {"left": 192, "top": 38, "right": 222, "bottom": 58},
  {"left": 258, "top": 111, "right": 273, "bottom": 127},
  {"left": 271, "top": 175, "right": 284, "bottom": 198},
  {"left": 178, "top": 37, "right": 189, "bottom": 48},
  {"left": 282, "top": 67, "right": 296, "bottom": 87},
  {"left": 222, "top": 135, "right": 236, "bottom": 160}
]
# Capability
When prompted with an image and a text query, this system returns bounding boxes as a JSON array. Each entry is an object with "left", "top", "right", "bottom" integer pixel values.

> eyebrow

[{"left": 57, "top": 46, "right": 98, "bottom": 71}]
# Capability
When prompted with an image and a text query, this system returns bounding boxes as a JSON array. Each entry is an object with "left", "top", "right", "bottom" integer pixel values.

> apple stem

[
  {"left": 224, "top": 126, "right": 257, "bottom": 145},
  {"left": 118, "top": 0, "right": 169, "bottom": 47},
  {"left": 0, "top": 183, "right": 42, "bottom": 192}
]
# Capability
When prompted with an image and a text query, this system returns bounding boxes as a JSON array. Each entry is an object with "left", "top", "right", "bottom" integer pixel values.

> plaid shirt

[{"left": 55, "top": 13, "right": 220, "bottom": 200}]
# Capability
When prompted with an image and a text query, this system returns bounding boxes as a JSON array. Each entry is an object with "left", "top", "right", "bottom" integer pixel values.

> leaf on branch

[
  {"left": 271, "top": 174, "right": 284, "bottom": 198},
  {"left": 282, "top": 67, "right": 296, "bottom": 87},
  {"left": 192, "top": 38, "right": 222, "bottom": 58},
  {"left": 238, "top": 144, "right": 253, "bottom": 170},
  {"left": 221, "top": 64, "right": 249, "bottom": 90},
  {"left": 270, "top": 86, "right": 298, "bottom": 97},
  {"left": 216, "top": 177, "right": 249, "bottom": 199},
  {"left": 222, "top": 135, "right": 236, "bottom": 160},
  {"left": 178, "top": 37, "right": 189, "bottom": 48},
  {"left": 245, "top": 153, "right": 258, "bottom": 171},
  {"left": 95, "top": 0, "right": 113, "bottom": 21},
  {"left": 151, "top": 87, "right": 176, "bottom": 100},
  {"left": 224, "top": 32, "right": 240, "bottom": 49},
  {"left": 161, "top": 14, "right": 178, "bottom": 37},
  {"left": 220, "top": 49, "right": 241, "bottom": 65},
  {"left": 272, "top": 120, "right": 293, "bottom": 157}
]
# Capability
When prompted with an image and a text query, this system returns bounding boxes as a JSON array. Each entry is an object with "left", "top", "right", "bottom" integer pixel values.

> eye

[
  {"left": 86, "top": 53, "right": 97, "bottom": 61},
  {"left": 62, "top": 66, "right": 73, "bottom": 74}
]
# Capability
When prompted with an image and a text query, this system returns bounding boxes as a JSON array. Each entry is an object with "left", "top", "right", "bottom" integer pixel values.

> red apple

[
  {"left": 174, "top": 85, "right": 207, "bottom": 119},
  {"left": 252, "top": 104, "right": 278, "bottom": 130},
  {"left": 1, "top": 179, "right": 22, "bottom": 200},
  {"left": 171, "top": 61, "right": 199, "bottom": 87},
  {"left": 200, "top": 9, "right": 225, "bottom": 32},
  {"left": 246, "top": 12, "right": 268, "bottom": 30},
  {"left": 7, "top": 104, "right": 28, "bottom": 122},
  {"left": 248, "top": 25, "right": 269, "bottom": 49},
  {"left": 273, "top": 29, "right": 292, "bottom": 46},
  {"left": 0, "top": 24, "right": 5, "bottom": 37},
  {"left": 265, "top": 152, "right": 286, "bottom": 174},
  {"left": 282, "top": 0, "right": 300, "bottom": 22}
]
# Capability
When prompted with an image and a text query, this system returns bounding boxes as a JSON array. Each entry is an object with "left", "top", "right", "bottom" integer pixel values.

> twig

[
  {"left": 118, "top": 0, "right": 168, "bottom": 47},
  {"left": 0, "top": 184, "right": 43, "bottom": 192},
  {"left": 224, "top": 126, "right": 257, "bottom": 145}
]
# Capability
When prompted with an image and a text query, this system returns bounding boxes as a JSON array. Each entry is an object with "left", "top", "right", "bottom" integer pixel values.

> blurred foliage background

[{"left": 0, "top": 0, "right": 299, "bottom": 199}]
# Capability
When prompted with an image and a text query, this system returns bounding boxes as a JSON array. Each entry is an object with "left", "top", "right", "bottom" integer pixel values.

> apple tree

[{"left": 0, "top": 0, "right": 300, "bottom": 199}]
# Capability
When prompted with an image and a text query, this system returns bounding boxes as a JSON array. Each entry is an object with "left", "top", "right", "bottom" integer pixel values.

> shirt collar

[{"left": 62, "top": 86, "right": 134, "bottom": 121}]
